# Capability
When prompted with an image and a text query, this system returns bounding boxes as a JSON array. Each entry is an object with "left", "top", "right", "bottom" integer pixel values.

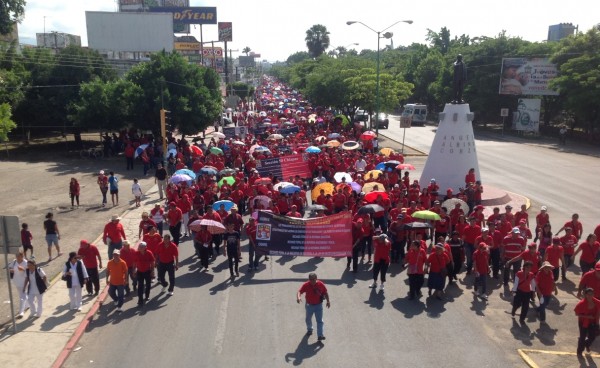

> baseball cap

[
  {"left": 511, "top": 227, "right": 520, "bottom": 234},
  {"left": 528, "top": 243, "right": 537, "bottom": 248},
  {"left": 113, "top": 249, "right": 121, "bottom": 255},
  {"left": 80, "top": 240, "right": 89, "bottom": 246},
  {"left": 478, "top": 242, "right": 487, "bottom": 248},
  {"left": 541, "top": 206, "right": 547, "bottom": 211},
  {"left": 481, "top": 227, "right": 489, "bottom": 232},
  {"left": 138, "top": 241, "right": 147, "bottom": 248}
]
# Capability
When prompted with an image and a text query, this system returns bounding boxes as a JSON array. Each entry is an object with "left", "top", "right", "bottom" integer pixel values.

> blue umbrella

[
  {"left": 174, "top": 169, "right": 196, "bottom": 180},
  {"left": 306, "top": 146, "right": 321, "bottom": 154},
  {"left": 280, "top": 185, "right": 301, "bottom": 194},
  {"left": 254, "top": 146, "right": 271, "bottom": 153},
  {"left": 199, "top": 167, "right": 218, "bottom": 175},
  {"left": 169, "top": 174, "right": 192, "bottom": 184},
  {"left": 375, "top": 162, "right": 393, "bottom": 172},
  {"left": 134, "top": 144, "right": 149, "bottom": 158},
  {"left": 212, "top": 200, "right": 235, "bottom": 211}
]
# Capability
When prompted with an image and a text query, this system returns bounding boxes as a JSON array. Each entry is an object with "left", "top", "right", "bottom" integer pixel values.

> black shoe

[
  {"left": 306, "top": 330, "right": 313, "bottom": 336},
  {"left": 318, "top": 336, "right": 326, "bottom": 341},
  {"left": 236, "top": 271, "right": 240, "bottom": 277}
]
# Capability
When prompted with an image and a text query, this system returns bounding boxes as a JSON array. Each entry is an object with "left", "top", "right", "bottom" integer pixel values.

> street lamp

[{"left": 347, "top": 20, "right": 412, "bottom": 135}]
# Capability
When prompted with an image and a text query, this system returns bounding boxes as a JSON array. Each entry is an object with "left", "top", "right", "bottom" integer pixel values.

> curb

[{"left": 377, "top": 132, "right": 428, "bottom": 156}]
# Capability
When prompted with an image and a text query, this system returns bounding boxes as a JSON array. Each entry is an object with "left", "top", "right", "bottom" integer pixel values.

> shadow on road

[
  {"left": 40, "top": 309, "right": 77, "bottom": 332},
  {"left": 289, "top": 257, "right": 324, "bottom": 273},
  {"left": 390, "top": 297, "right": 425, "bottom": 318},
  {"left": 283, "top": 333, "right": 324, "bottom": 366},
  {"left": 365, "top": 288, "right": 385, "bottom": 310},
  {"left": 509, "top": 319, "right": 535, "bottom": 346}
]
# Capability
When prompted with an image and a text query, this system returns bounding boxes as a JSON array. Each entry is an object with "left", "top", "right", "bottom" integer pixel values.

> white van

[{"left": 401, "top": 104, "right": 428, "bottom": 126}]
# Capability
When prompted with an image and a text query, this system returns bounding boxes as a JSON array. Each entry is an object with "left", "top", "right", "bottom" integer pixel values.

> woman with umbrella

[
  {"left": 425, "top": 244, "right": 451, "bottom": 300},
  {"left": 194, "top": 225, "right": 212, "bottom": 271}
]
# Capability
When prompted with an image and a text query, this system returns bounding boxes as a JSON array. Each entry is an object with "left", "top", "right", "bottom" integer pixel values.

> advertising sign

[
  {"left": 174, "top": 42, "right": 201, "bottom": 51},
  {"left": 399, "top": 116, "right": 412, "bottom": 128},
  {"left": 201, "top": 47, "right": 224, "bottom": 72},
  {"left": 513, "top": 98, "right": 541, "bottom": 132},
  {"left": 256, "top": 211, "right": 352, "bottom": 257},
  {"left": 239, "top": 56, "right": 255, "bottom": 68},
  {"left": 499, "top": 58, "right": 559, "bottom": 96},
  {"left": 222, "top": 126, "right": 247, "bottom": 139},
  {"left": 255, "top": 153, "right": 312, "bottom": 179},
  {"left": 149, "top": 7, "right": 217, "bottom": 24},
  {"left": 218, "top": 22, "right": 233, "bottom": 42}
]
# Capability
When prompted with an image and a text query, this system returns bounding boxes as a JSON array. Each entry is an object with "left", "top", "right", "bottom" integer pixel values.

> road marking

[
  {"left": 213, "top": 284, "right": 230, "bottom": 354},
  {"left": 518, "top": 348, "right": 600, "bottom": 368}
]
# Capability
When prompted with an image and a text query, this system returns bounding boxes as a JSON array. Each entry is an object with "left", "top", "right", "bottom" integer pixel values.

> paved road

[{"left": 62, "top": 124, "right": 600, "bottom": 367}]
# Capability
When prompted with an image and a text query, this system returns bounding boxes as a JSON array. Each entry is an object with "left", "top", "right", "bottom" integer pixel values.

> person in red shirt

[
  {"left": 543, "top": 237, "right": 566, "bottom": 282},
  {"left": 244, "top": 218, "right": 259, "bottom": 271},
  {"left": 561, "top": 227, "right": 578, "bottom": 279},
  {"left": 296, "top": 273, "right": 330, "bottom": 341},
  {"left": 534, "top": 206, "right": 550, "bottom": 242},
  {"left": 119, "top": 240, "right": 137, "bottom": 295},
  {"left": 138, "top": 212, "right": 157, "bottom": 239},
  {"left": 103, "top": 215, "right": 127, "bottom": 260},
  {"left": 78, "top": 240, "right": 103, "bottom": 296},
  {"left": 511, "top": 261, "right": 536, "bottom": 323},
  {"left": 133, "top": 241, "right": 155, "bottom": 307},
  {"left": 287, "top": 205, "right": 302, "bottom": 218},
  {"left": 557, "top": 213, "right": 584, "bottom": 240},
  {"left": 462, "top": 217, "right": 481, "bottom": 275},
  {"left": 369, "top": 230, "right": 391, "bottom": 290},
  {"left": 156, "top": 234, "right": 179, "bottom": 296},
  {"left": 465, "top": 168, "right": 476, "bottom": 186},
  {"left": 472, "top": 242, "right": 490, "bottom": 299},
  {"left": 426, "top": 244, "right": 450, "bottom": 300},
  {"left": 575, "top": 287, "right": 600, "bottom": 356},
  {"left": 434, "top": 207, "right": 450, "bottom": 240},
  {"left": 124, "top": 144, "right": 135, "bottom": 170},
  {"left": 535, "top": 261, "right": 557, "bottom": 323},
  {"left": 177, "top": 194, "right": 192, "bottom": 237},
  {"left": 166, "top": 202, "right": 183, "bottom": 245},
  {"left": 502, "top": 227, "right": 527, "bottom": 285},
  {"left": 507, "top": 243, "right": 541, "bottom": 275},
  {"left": 515, "top": 204, "right": 529, "bottom": 228},
  {"left": 203, "top": 206, "right": 223, "bottom": 256},
  {"left": 194, "top": 225, "right": 212, "bottom": 271},
  {"left": 577, "top": 264, "right": 600, "bottom": 299},
  {"left": 574, "top": 234, "right": 600, "bottom": 274},
  {"left": 223, "top": 206, "right": 244, "bottom": 232}
]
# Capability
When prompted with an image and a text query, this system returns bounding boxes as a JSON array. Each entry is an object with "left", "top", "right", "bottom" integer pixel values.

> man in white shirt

[{"left": 354, "top": 158, "right": 367, "bottom": 172}]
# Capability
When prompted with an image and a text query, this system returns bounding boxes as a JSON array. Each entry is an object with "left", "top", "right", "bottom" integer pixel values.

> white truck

[{"left": 401, "top": 104, "right": 428, "bottom": 126}]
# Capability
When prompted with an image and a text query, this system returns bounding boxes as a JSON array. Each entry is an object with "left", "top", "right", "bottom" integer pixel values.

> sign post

[
  {"left": 399, "top": 116, "right": 412, "bottom": 154},
  {"left": 1, "top": 215, "right": 22, "bottom": 334},
  {"left": 500, "top": 108, "right": 509, "bottom": 136}
]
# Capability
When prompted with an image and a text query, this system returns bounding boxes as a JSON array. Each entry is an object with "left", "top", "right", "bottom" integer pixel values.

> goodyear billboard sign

[{"left": 150, "top": 7, "right": 217, "bottom": 25}]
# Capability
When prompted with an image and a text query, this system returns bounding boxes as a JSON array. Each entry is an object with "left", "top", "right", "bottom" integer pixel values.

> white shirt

[
  {"left": 63, "top": 261, "right": 89, "bottom": 287},
  {"left": 132, "top": 183, "right": 143, "bottom": 196},
  {"left": 354, "top": 159, "right": 367, "bottom": 171},
  {"left": 11, "top": 259, "right": 28, "bottom": 289},
  {"left": 27, "top": 267, "right": 46, "bottom": 295}
]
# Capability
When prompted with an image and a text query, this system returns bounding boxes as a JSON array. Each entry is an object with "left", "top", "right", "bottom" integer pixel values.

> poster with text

[
  {"left": 255, "top": 153, "right": 312, "bottom": 179},
  {"left": 499, "top": 58, "right": 559, "bottom": 96},
  {"left": 256, "top": 211, "right": 352, "bottom": 257},
  {"left": 513, "top": 98, "right": 541, "bottom": 132}
]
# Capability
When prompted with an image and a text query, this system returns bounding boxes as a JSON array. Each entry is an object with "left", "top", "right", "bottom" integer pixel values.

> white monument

[{"left": 419, "top": 103, "right": 481, "bottom": 193}]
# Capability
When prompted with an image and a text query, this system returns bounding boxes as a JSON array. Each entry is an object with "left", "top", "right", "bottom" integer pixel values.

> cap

[
  {"left": 519, "top": 219, "right": 527, "bottom": 224},
  {"left": 541, "top": 206, "right": 547, "bottom": 211},
  {"left": 552, "top": 236, "right": 561, "bottom": 243},
  {"left": 397, "top": 214, "right": 405, "bottom": 219},
  {"left": 99, "top": 170, "right": 105, "bottom": 175},
  {"left": 79, "top": 240, "right": 89, "bottom": 246},
  {"left": 169, "top": 201, "right": 176, "bottom": 206},
  {"left": 446, "top": 188, "right": 453, "bottom": 193},
  {"left": 394, "top": 184, "right": 400, "bottom": 188},
  {"left": 231, "top": 205, "right": 238, "bottom": 210},
  {"left": 528, "top": 243, "right": 537, "bottom": 248},
  {"left": 113, "top": 249, "right": 121, "bottom": 255},
  {"left": 434, "top": 200, "right": 440, "bottom": 204},
  {"left": 435, "top": 243, "right": 445, "bottom": 249},
  {"left": 512, "top": 227, "right": 520, "bottom": 234},
  {"left": 475, "top": 205, "right": 485, "bottom": 210},
  {"left": 540, "top": 261, "right": 554, "bottom": 269},
  {"left": 111, "top": 215, "right": 120, "bottom": 221},
  {"left": 430, "top": 178, "right": 436, "bottom": 182},
  {"left": 138, "top": 241, "right": 147, "bottom": 248},
  {"left": 481, "top": 227, "right": 489, "bottom": 232},
  {"left": 505, "top": 205, "right": 513, "bottom": 209},
  {"left": 374, "top": 228, "right": 382, "bottom": 234}
]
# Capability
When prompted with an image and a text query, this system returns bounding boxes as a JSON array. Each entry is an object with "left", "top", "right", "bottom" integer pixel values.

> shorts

[
  {"left": 110, "top": 189, "right": 119, "bottom": 195},
  {"left": 22, "top": 244, "right": 33, "bottom": 251},
  {"left": 45, "top": 234, "right": 59, "bottom": 247}
]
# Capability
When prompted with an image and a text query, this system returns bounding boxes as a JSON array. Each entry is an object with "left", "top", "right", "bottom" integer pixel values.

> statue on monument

[{"left": 452, "top": 54, "right": 467, "bottom": 104}]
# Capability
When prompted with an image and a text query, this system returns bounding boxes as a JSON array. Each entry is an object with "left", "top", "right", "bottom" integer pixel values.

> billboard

[
  {"left": 513, "top": 98, "right": 541, "bottom": 132},
  {"left": 149, "top": 7, "right": 217, "bottom": 24},
  {"left": 239, "top": 56, "right": 255, "bottom": 68},
  {"left": 86, "top": 12, "right": 174, "bottom": 52},
  {"left": 201, "top": 47, "right": 224, "bottom": 72},
  {"left": 120, "top": 0, "right": 190, "bottom": 33},
  {"left": 499, "top": 58, "right": 559, "bottom": 96},
  {"left": 218, "top": 22, "right": 233, "bottom": 42}
]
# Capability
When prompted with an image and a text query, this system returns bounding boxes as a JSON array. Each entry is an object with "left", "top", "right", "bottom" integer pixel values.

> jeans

[
  {"left": 578, "top": 323, "right": 597, "bottom": 354},
  {"left": 372, "top": 260, "right": 389, "bottom": 283},
  {"left": 474, "top": 274, "right": 487, "bottom": 294},
  {"left": 361, "top": 237, "right": 372, "bottom": 258},
  {"left": 490, "top": 248, "right": 501, "bottom": 277},
  {"left": 504, "top": 260, "right": 522, "bottom": 285},
  {"left": 391, "top": 240, "right": 405, "bottom": 263},
  {"left": 101, "top": 188, "right": 108, "bottom": 205},
  {"left": 156, "top": 221, "right": 164, "bottom": 236},
  {"left": 450, "top": 247, "right": 462, "bottom": 278},
  {"left": 511, "top": 290, "right": 530, "bottom": 322},
  {"left": 158, "top": 262, "right": 175, "bottom": 292},
  {"left": 169, "top": 222, "right": 182, "bottom": 245},
  {"left": 248, "top": 245, "right": 258, "bottom": 269},
  {"left": 108, "top": 240, "right": 123, "bottom": 260},
  {"left": 108, "top": 284, "right": 125, "bottom": 308},
  {"left": 227, "top": 247, "right": 239, "bottom": 276},
  {"left": 126, "top": 157, "right": 134, "bottom": 170},
  {"left": 136, "top": 270, "right": 152, "bottom": 304},
  {"left": 408, "top": 274, "right": 425, "bottom": 298},
  {"left": 85, "top": 268, "right": 100, "bottom": 294},
  {"left": 305, "top": 303, "right": 324, "bottom": 337},
  {"left": 199, "top": 244, "right": 210, "bottom": 269},
  {"left": 464, "top": 242, "right": 475, "bottom": 273},
  {"left": 347, "top": 246, "right": 361, "bottom": 271},
  {"left": 536, "top": 294, "right": 552, "bottom": 322}
]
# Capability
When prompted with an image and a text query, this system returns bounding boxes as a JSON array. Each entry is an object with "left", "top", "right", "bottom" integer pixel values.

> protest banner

[{"left": 255, "top": 153, "right": 312, "bottom": 179}]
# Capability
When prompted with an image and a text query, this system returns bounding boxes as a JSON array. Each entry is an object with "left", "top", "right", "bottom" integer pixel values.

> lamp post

[{"left": 346, "top": 20, "right": 412, "bottom": 135}]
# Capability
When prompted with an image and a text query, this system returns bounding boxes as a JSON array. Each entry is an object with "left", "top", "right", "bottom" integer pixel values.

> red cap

[
  {"left": 80, "top": 240, "right": 89, "bottom": 246},
  {"left": 169, "top": 201, "right": 176, "bottom": 206},
  {"left": 552, "top": 236, "right": 561, "bottom": 243}
]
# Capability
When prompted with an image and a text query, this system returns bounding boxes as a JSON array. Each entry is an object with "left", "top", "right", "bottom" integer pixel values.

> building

[
  {"left": 547, "top": 23, "right": 577, "bottom": 42},
  {"left": 36, "top": 32, "right": 82, "bottom": 49}
]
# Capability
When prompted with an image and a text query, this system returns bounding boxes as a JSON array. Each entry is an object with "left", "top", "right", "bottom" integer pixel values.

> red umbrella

[
  {"left": 190, "top": 145, "right": 203, "bottom": 156},
  {"left": 396, "top": 163, "right": 416, "bottom": 170},
  {"left": 255, "top": 178, "right": 272, "bottom": 185},
  {"left": 364, "top": 191, "right": 390, "bottom": 204},
  {"left": 360, "top": 131, "right": 377, "bottom": 141},
  {"left": 188, "top": 219, "right": 226, "bottom": 234}
]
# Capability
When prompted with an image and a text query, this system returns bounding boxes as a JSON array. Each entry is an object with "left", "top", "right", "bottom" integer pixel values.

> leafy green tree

[
  {"left": 286, "top": 51, "right": 311, "bottom": 65},
  {"left": 242, "top": 47, "right": 251, "bottom": 56},
  {"left": 426, "top": 27, "right": 451, "bottom": 54},
  {"left": 305, "top": 24, "right": 330, "bottom": 58},
  {"left": 0, "top": 0, "right": 25, "bottom": 36},
  {"left": 228, "top": 81, "right": 254, "bottom": 99},
  {"left": 0, "top": 102, "right": 16, "bottom": 141}
]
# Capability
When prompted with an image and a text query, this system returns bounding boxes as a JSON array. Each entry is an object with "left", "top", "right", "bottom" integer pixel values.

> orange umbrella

[
  {"left": 362, "top": 182, "right": 385, "bottom": 194},
  {"left": 311, "top": 182, "right": 334, "bottom": 201}
]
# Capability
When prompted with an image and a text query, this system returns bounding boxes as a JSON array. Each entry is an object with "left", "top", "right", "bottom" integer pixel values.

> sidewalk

[{"left": 0, "top": 183, "right": 162, "bottom": 368}]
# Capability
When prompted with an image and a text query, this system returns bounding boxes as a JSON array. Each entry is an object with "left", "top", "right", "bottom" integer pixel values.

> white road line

[{"left": 213, "top": 284, "right": 230, "bottom": 354}]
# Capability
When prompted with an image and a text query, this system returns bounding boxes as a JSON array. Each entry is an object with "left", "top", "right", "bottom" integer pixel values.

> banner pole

[{"left": 2, "top": 217, "right": 18, "bottom": 334}]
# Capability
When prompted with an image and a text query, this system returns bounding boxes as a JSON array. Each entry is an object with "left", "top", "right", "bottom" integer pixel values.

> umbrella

[
  {"left": 199, "top": 166, "right": 218, "bottom": 175},
  {"left": 306, "top": 146, "right": 321, "bottom": 154},
  {"left": 169, "top": 174, "right": 192, "bottom": 184},
  {"left": 280, "top": 185, "right": 301, "bottom": 194},
  {"left": 357, "top": 204, "right": 385, "bottom": 215},
  {"left": 403, "top": 222, "right": 433, "bottom": 230},
  {"left": 334, "top": 172, "right": 353, "bottom": 183},
  {"left": 218, "top": 176, "right": 236, "bottom": 188},
  {"left": 232, "top": 140, "right": 246, "bottom": 146},
  {"left": 311, "top": 182, "right": 334, "bottom": 201},
  {"left": 396, "top": 163, "right": 416, "bottom": 170},
  {"left": 251, "top": 209, "right": 273, "bottom": 220},
  {"left": 362, "top": 182, "right": 385, "bottom": 194},
  {"left": 174, "top": 169, "right": 196, "bottom": 180},
  {"left": 364, "top": 191, "right": 390, "bottom": 204},
  {"left": 342, "top": 141, "right": 360, "bottom": 151},
  {"left": 442, "top": 198, "right": 469, "bottom": 215},
  {"left": 167, "top": 148, "right": 177, "bottom": 158},
  {"left": 219, "top": 168, "right": 236, "bottom": 177},
  {"left": 273, "top": 181, "right": 294, "bottom": 191},
  {"left": 255, "top": 178, "right": 272, "bottom": 186},
  {"left": 213, "top": 132, "right": 226, "bottom": 139},
  {"left": 212, "top": 200, "right": 235, "bottom": 212},
  {"left": 328, "top": 133, "right": 341, "bottom": 139},
  {"left": 190, "top": 145, "right": 203, "bottom": 156},
  {"left": 379, "top": 147, "right": 395, "bottom": 157},
  {"left": 134, "top": 144, "right": 149, "bottom": 158},
  {"left": 411, "top": 210, "right": 442, "bottom": 221},
  {"left": 253, "top": 146, "right": 271, "bottom": 154},
  {"left": 188, "top": 219, "right": 226, "bottom": 234},
  {"left": 326, "top": 140, "right": 341, "bottom": 148},
  {"left": 335, "top": 114, "right": 350, "bottom": 126},
  {"left": 267, "top": 134, "right": 284, "bottom": 140},
  {"left": 360, "top": 131, "right": 377, "bottom": 140},
  {"left": 210, "top": 147, "right": 223, "bottom": 155},
  {"left": 365, "top": 170, "right": 384, "bottom": 180},
  {"left": 349, "top": 182, "right": 362, "bottom": 193},
  {"left": 375, "top": 162, "right": 393, "bottom": 172},
  {"left": 384, "top": 160, "right": 401, "bottom": 168},
  {"left": 252, "top": 195, "right": 271, "bottom": 208},
  {"left": 308, "top": 204, "right": 327, "bottom": 211}
]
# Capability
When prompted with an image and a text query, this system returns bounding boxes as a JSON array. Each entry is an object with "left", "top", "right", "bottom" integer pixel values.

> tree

[
  {"left": 0, "top": 0, "right": 25, "bottom": 36},
  {"left": 305, "top": 24, "right": 330, "bottom": 58},
  {"left": 0, "top": 102, "right": 16, "bottom": 142},
  {"left": 228, "top": 81, "right": 254, "bottom": 99},
  {"left": 286, "top": 51, "right": 311, "bottom": 65},
  {"left": 242, "top": 46, "right": 251, "bottom": 56}
]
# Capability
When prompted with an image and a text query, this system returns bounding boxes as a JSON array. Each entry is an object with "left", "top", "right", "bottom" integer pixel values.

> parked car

[
  {"left": 373, "top": 113, "right": 389, "bottom": 129},
  {"left": 352, "top": 109, "right": 369, "bottom": 124}
]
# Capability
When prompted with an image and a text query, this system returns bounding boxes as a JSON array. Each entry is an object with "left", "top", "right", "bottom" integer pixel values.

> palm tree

[
  {"left": 305, "top": 24, "right": 330, "bottom": 58},
  {"left": 242, "top": 46, "right": 251, "bottom": 56}
]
